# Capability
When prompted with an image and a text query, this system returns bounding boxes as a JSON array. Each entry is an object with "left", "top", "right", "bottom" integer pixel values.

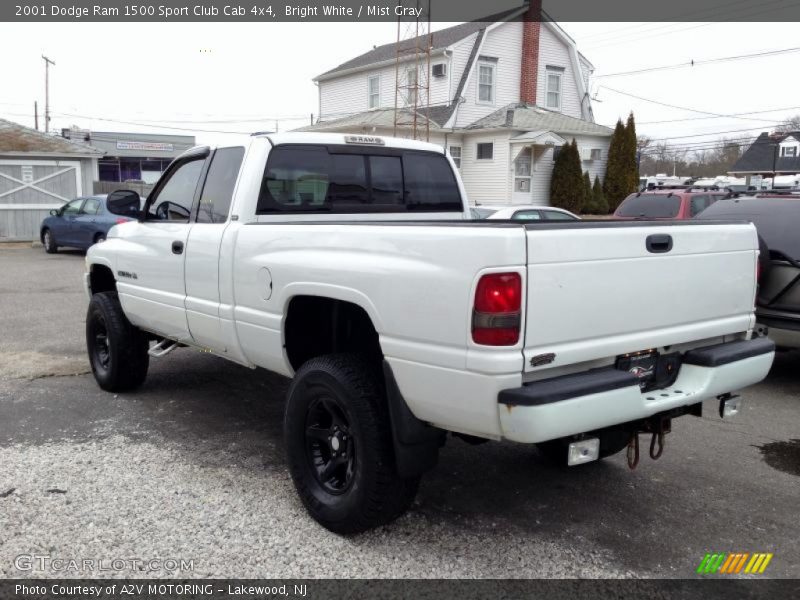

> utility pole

[
  {"left": 34, "top": 101, "right": 39, "bottom": 130},
  {"left": 42, "top": 55, "right": 55, "bottom": 133}
]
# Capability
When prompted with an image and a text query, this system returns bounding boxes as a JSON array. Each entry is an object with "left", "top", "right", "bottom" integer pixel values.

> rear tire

[
  {"left": 86, "top": 291, "right": 149, "bottom": 392},
  {"left": 42, "top": 229, "right": 57, "bottom": 254},
  {"left": 284, "top": 353, "right": 419, "bottom": 534}
]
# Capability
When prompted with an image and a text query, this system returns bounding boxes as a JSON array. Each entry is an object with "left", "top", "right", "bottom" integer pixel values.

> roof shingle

[
  {"left": 729, "top": 131, "right": 800, "bottom": 174},
  {"left": 465, "top": 103, "right": 613, "bottom": 136},
  {"left": 0, "top": 118, "right": 103, "bottom": 155}
]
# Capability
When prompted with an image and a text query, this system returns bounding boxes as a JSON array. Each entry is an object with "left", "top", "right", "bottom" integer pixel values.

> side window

[
  {"left": 262, "top": 146, "right": 331, "bottom": 209},
  {"left": 196, "top": 147, "right": 245, "bottom": 223},
  {"left": 690, "top": 195, "right": 709, "bottom": 217},
  {"left": 62, "top": 199, "right": 84, "bottom": 215},
  {"left": 147, "top": 158, "right": 204, "bottom": 222},
  {"left": 81, "top": 197, "right": 101, "bottom": 215},
  {"left": 544, "top": 210, "right": 578, "bottom": 221},
  {"left": 511, "top": 210, "right": 542, "bottom": 221}
]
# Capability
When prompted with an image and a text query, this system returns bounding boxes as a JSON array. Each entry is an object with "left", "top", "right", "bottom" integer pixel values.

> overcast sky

[{"left": 1, "top": 20, "right": 799, "bottom": 153}]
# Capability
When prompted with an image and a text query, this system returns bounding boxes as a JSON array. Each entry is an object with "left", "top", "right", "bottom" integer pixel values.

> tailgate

[{"left": 523, "top": 222, "right": 758, "bottom": 373}]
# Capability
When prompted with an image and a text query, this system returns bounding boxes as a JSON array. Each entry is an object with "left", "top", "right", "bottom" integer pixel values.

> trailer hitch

[{"left": 627, "top": 416, "right": 672, "bottom": 470}]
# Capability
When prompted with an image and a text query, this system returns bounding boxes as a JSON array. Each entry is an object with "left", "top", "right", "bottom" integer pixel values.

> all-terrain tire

[
  {"left": 86, "top": 291, "right": 149, "bottom": 392},
  {"left": 284, "top": 353, "right": 419, "bottom": 534}
]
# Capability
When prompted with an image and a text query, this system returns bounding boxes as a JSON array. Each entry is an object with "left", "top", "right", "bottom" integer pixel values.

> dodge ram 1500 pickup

[{"left": 84, "top": 132, "right": 775, "bottom": 533}]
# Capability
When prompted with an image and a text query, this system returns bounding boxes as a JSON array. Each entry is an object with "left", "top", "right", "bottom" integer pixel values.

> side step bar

[{"left": 148, "top": 339, "right": 180, "bottom": 358}]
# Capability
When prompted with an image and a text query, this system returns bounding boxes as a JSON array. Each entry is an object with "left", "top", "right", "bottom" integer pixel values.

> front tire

[
  {"left": 42, "top": 229, "right": 57, "bottom": 254},
  {"left": 86, "top": 291, "right": 149, "bottom": 392},
  {"left": 284, "top": 354, "right": 419, "bottom": 534}
]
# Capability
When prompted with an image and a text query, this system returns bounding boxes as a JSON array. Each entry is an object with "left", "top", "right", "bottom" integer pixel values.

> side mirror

[
  {"left": 107, "top": 189, "right": 143, "bottom": 221},
  {"left": 49, "top": 209, "right": 59, "bottom": 216}
]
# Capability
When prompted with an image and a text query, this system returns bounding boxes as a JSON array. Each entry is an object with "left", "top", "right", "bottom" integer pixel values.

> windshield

[{"left": 616, "top": 194, "right": 682, "bottom": 218}]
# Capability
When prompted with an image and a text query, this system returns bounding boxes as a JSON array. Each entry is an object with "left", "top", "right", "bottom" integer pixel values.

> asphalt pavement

[{"left": 0, "top": 245, "right": 797, "bottom": 579}]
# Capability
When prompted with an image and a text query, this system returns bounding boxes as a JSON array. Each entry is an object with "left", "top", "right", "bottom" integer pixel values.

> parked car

[
  {"left": 40, "top": 194, "right": 138, "bottom": 253},
  {"left": 614, "top": 187, "right": 728, "bottom": 220},
  {"left": 696, "top": 193, "right": 800, "bottom": 349},
  {"left": 84, "top": 132, "right": 773, "bottom": 533},
  {"left": 485, "top": 205, "right": 580, "bottom": 221}
]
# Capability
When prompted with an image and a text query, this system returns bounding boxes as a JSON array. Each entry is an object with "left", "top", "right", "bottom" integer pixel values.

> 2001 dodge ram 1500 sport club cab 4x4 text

[{"left": 84, "top": 133, "right": 775, "bottom": 533}]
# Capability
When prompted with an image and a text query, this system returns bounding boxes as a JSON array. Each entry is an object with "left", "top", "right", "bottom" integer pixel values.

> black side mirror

[{"left": 107, "top": 189, "right": 143, "bottom": 221}]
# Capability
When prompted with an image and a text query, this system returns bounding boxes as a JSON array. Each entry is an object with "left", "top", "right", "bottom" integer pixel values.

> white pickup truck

[{"left": 85, "top": 132, "right": 774, "bottom": 533}]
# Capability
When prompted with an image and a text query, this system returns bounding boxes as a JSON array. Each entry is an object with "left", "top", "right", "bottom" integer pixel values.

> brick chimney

[{"left": 520, "top": 0, "right": 542, "bottom": 106}]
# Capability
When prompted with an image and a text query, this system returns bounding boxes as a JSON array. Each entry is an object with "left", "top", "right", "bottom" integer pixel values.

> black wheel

[
  {"left": 284, "top": 354, "right": 419, "bottom": 534},
  {"left": 93, "top": 232, "right": 106, "bottom": 245},
  {"left": 42, "top": 229, "right": 57, "bottom": 254},
  {"left": 537, "top": 430, "right": 630, "bottom": 467},
  {"left": 86, "top": 291, "right": 149, "bottom": 392}
]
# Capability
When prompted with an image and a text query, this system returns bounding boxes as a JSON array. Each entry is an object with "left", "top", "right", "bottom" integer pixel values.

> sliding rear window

[{"left": 256, "top": 144, "right": 462, "bottom": 214}]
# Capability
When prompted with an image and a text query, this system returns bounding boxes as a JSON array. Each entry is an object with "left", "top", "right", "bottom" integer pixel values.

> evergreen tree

[
  {"left": 550, "top": 139, "right": 584, "bottom": 213},
  {"left": 582, "top": 171, "right": 593, "bottom": 213},
  {"left": 623, "top": 112, "right": 640, "bottom": 196},
  {"left": 603, "top": 119, "right": 626, "bottom": 212},
  {"left": 592, "top": 174, "right": 609, "bottom": 214}
]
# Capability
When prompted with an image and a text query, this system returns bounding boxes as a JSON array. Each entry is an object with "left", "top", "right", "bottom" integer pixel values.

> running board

[{"left": 148, "top": 339, "right": 180, "bottom": 358}]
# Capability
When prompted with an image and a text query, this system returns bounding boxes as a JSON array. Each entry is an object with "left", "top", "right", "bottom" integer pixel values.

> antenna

[{"left": 393, "top": 0, "right": 432, "bottom": 141}]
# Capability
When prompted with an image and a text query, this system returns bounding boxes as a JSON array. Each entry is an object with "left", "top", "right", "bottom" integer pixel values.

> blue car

[{"left": 40, "top": 194, "right": 136, "bottom": 253}]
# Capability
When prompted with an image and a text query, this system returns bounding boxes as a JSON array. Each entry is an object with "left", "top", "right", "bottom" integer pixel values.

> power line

[
  {"left": 638, "top": 105, "right": 800, "bottom": 125},
  {"left": 600, "top": 85, "right": 790, "bottom": 124},
  {"left": 594, "top": 46, "right": 800, "bottom": 79}
]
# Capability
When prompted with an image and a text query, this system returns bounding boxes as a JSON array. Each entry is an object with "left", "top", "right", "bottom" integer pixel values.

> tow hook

[{"left": 627, "top": 416, "right": 672, "bottom": 470}]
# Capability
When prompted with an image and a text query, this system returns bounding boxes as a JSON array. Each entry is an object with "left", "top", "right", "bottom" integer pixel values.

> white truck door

[
  {"left": 116, "top": 152, "right": 208, "bottom": 342},
  {"left": 184, "top": 147, "right": 245, "bottom": 352}
]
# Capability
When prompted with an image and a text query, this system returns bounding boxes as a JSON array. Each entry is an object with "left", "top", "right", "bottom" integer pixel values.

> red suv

[{"left": 614, "top": 187, "right": 728, "bottom": 220}]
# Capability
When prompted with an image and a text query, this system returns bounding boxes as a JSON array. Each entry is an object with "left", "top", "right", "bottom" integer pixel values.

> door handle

[
  {"left": 172, "top": 240, "right": 184, "bottom": 255},
  {"left": 646, "top": 234, "right": 673, "bottom": 253}
]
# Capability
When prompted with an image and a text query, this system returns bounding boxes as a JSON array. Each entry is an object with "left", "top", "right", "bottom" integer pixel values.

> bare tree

[{"left": 776, "top": 114, "right": 800, "bottom": 132}]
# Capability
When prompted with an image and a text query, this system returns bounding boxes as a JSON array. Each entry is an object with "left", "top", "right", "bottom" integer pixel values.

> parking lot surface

[{"left": 0, "top": 246, "right": 798, "bottom": 578}]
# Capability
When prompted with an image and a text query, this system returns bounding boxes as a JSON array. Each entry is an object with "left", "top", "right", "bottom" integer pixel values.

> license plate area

[{"left": 616, "top": 350, "right": 681, "bottom": 392}]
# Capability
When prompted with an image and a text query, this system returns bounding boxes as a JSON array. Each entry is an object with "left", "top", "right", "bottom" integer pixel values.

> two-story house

[{"left": 298, "top": 1, "right": 613, "bottom": 206}]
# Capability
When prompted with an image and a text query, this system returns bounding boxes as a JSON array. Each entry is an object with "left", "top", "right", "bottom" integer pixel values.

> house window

[
  {"left": 449, "top": 145, "right": 462, "bottom": 168},
  {"left": 406, "top": 67, "right": 417, "bottom": 104},
  {"left": 368, "top": 75, "right": 380, "bottom": 109},
  {"left": 477, "top": 142, "right": 493, "bottom": 160},
  {"left": 781, "top": 146, "right": 798, "bottom": 157},
  {"left": 477, "top": 61, "right": 496, "bottom": 104},
  {"left": 590, "top": 148, "right": 602, "bottom": 160},
  {"left": 546, "top": 68, "right": 563, "bottom": 110}
]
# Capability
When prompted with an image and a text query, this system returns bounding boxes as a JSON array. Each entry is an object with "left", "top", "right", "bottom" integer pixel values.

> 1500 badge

[{"left": 117, "top": 270, "right": 138, "bottom": 280}]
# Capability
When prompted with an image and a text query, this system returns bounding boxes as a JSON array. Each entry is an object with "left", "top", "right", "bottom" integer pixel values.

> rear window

[
  {"left": 256, "top": 144, "right": 462, "bottom": 214},
  {"left": 696, "top": 197, "right": 800, "bottom": 261},
  {"left": 616, "top": 194, "right": 682, "bottom": 218}
]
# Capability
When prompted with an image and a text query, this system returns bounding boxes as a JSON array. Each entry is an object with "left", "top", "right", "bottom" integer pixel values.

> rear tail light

[
  {"left": 115, "top": 217, "right": 129, "bottom": 224},
  {"left": 472, "top": 272, "right": 522, "bottom": 346}
]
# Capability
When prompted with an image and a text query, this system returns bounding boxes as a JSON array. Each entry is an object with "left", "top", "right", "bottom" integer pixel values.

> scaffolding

[{"left": 393, "top": 0, "right": 432, "bottom": 141}]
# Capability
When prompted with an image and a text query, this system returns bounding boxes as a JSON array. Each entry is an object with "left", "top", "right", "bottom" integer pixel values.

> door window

[
  {"left": 147, "top": 158, "right": 205, "bottom": 222},
  {"left": 542, "top": 209, "right": 578, "bottom": 221},
  {"left": 689, "top": 195, "right": 709, "bottom": 217},
  {"left": 81, "top": 197, "right": 102, "bottom": 215},
  {"left": 196, "top": 147, "right": 245, "bottom": 223},
  {"left": 62, "top": 199, "right": 84, "bottom": 216},
  {"left": 511, "top": 210, "right": 542, "bottom": 220}
]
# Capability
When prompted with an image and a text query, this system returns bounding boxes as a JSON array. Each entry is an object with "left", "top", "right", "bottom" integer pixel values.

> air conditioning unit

[{"left": 432, "top": 63, "right": 446, "bottom": 78}]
